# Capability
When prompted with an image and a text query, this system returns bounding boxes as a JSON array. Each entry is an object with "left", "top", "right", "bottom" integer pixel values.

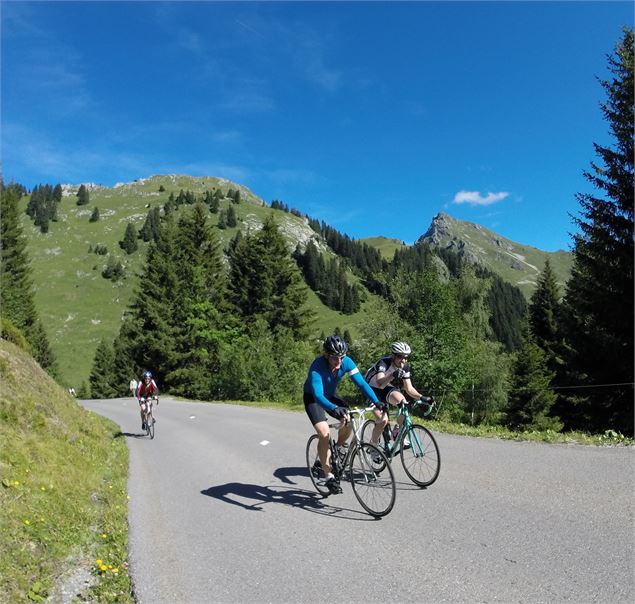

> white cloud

[{"left": 453, "top": 190, "right": 509, "bottom": 206}]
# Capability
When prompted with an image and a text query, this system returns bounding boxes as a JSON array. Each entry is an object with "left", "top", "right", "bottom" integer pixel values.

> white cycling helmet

[{"left": 390, "top": 341, "right": 411, "bottom": 356}]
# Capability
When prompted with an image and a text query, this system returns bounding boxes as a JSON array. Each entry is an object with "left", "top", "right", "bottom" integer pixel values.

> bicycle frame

[
  {"left": 328, "top": 406, "right": 377, "bottom": 477},
  {"left": 379, "top": 402, "right": 426, "bottom": 459}
]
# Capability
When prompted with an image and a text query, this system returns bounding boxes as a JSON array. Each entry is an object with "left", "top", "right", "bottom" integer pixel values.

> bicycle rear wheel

[
  {"left": 349, "top": 443, "right": 396, "bottom": 517},
  {"left": 400, "top": 424, "right": 440, "bottom": 487},
  {"left": 305, "top": 434, "right": 330, "bottom": 497}
]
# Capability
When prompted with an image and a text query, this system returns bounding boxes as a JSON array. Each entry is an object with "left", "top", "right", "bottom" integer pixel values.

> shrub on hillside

[{"left": 0, "top": 318, "right": 32, "bottom": 354}]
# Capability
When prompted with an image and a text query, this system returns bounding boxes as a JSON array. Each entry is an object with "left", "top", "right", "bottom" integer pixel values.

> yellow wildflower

[
  {"left": 24, "top": 520, "right": 30, "bottom": 525},
  {"left": 96, "top": 559, "right": 103, "bottom": 566},
  {"left": 100, "top": 565, "right": 108, "bottom": 572}
]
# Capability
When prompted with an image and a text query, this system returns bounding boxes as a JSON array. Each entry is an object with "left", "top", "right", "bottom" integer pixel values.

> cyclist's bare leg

[
  {"left": 336, "top": 422, "right": 352, "bottom": 447},
  {"left": 371, "top": 408, "right": 388, "bottom": 444},
  {"left": 314, "top": 420, "right": 333, "bottom": 476},
  {"left": 388, "top": 391, "right": 407, "bottom": 428}
]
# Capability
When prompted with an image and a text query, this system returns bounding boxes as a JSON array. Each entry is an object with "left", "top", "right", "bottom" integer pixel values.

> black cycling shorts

[
  {"left": 371, "top": 386, "right": 400, "bottom": 405},
  {"left": 304, "top": 391, "right": 348, "bottom": 425}
]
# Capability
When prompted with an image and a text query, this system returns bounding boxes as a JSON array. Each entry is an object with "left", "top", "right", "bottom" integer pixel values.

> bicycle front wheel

[
  {"left": 305, "top": 434, "right": 330, "bottom": 497},
  {"left": 400, "top": 424, "right": 440, "bottom": 487},
  {"left": 349, "top": 443, "right": 396, "bottom": 517},
  {"left": 146, "top": 410, "right": 154, "bottom": 439}
]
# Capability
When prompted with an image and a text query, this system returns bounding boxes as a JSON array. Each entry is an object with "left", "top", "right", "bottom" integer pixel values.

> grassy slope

[
  {"left": 359, "top": 236, "right": 406, "bottom": 260},
  {"left": 22, "top": 175, "right": 383, "bottom": 387},
  {"left": 0, "top": 339, "right": 131, "bottom": 603}
]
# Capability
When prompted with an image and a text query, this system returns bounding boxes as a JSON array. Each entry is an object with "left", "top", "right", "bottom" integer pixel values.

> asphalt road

[{"left": 81, "top": 397, "right": 634, "bottom": 604}]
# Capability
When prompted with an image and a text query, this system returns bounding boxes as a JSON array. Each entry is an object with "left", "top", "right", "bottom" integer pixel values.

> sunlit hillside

[{"left": 20, "top": 175, "right": 384, "bottom": 387}]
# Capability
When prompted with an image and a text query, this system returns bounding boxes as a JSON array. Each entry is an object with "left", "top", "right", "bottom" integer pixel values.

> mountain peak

[{"left": 417, "top": 213, "right": 572, "bottom": 298}]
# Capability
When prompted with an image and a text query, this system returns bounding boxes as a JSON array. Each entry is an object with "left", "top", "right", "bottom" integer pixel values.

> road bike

[
  {"left": 139, "top": 396, "right": 157, "bottom": 439},
  {"left": 305, "top": 405, "right": 396, "bottom": 518},
  {"left": 361, "top": 398, "right": 440, "bottom": 487}
]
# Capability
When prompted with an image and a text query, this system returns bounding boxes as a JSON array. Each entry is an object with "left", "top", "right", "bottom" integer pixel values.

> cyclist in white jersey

[{"left": 364, "top": 342, "right": 425, "bottom": 445}]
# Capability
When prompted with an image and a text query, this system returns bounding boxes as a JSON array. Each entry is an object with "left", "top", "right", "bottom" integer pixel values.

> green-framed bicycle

[
  {"left": 306, "top": 405, "right": 396, "bottom": 518},
  {"left": 361, "top": 398, "right": 440, "bottom": 487}
]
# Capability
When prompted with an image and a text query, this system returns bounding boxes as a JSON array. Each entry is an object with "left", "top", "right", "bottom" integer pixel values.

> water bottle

[{"left": 392, "top": 424, "right": 400, "bottom": 439}]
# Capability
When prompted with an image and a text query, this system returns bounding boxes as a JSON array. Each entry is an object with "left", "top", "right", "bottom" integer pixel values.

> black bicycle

[{"left": 305, "top": 406, "right": 396, "bottom": 517}]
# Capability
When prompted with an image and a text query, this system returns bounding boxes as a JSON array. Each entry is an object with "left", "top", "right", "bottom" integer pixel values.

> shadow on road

[
  {"left": 272, "top": 465, "right": 308, "bottom": 484},
  {"left": 273, "top": 464, "right": 420, "bottom": 492},
  {"left": 201, "top": 482, "right": 377, "bottom": 521},
  {"left": 114, "top": 430, "right": 150, "bottom": 439}
]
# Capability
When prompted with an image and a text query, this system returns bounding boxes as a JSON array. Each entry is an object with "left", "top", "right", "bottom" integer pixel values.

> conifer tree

[
  {"left": 166, "top": 204, "right": 230, "bottom": 397},
  {"left": 218, "top": 209, "right": 227, "bottom": 229},
  {"left": 226, "top": 204, "right": 237, "bottom": 227},
  {"left": 120, "top": 223, "right": 139, "bottom": 254},
  {"left": 505, "top": 326, "right": 561, "bottom": 431},
  {"left": 529, "top": 260, "right": 562, "bottom": 372},
  {"left": 561, "top": 28, "right": 634, "bottom": 435},
  {"left": 76, "top": 184, "right": 89, "bottom": 206},
  {"left": 0, "top": 183, "right": 58, "bottom": 375},
  {"left": 89, "top": 339, "right": 117, "bottom": 398},
  {"left": 114, "top": 215, "right": 180, "bottom": 386},
  {"left": 229, "top": 215, "right": 312, "bottom": 337},
  {"left": 89, "top": 207, "right": 100, "bottom": 222}
]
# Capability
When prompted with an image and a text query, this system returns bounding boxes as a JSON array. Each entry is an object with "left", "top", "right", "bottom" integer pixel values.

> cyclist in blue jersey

[{"left": 304, "top": 335, "right": 383, "bottom": 494}]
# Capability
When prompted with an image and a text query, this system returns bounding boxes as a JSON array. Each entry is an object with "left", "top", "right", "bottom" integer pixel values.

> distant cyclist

[
  {"left": 303, "top": 335, "right": 383, "bottom": 494},
  {"left": 365, "top": 342, "right": 429, "bottom": 445},
  {"left": 136, "top": 370, "right": 159, "bottom": 431}
]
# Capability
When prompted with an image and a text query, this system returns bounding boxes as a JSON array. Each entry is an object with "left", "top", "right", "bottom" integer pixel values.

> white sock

[{"left": 326, "top": 472, "right": 334, "bottom": 480}]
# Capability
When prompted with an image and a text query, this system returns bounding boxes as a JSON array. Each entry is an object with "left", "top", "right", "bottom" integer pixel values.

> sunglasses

[
  {"left": 395, "top": 354, "right": 409, "bottom": 360},
  {"left": 328, "top": 354, "right": 345, "bottom": 361}
]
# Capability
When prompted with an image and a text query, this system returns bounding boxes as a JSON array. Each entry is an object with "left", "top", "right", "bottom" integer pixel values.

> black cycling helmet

[{"left": 323, "top": 335, "right": 348, "bottom": 357}]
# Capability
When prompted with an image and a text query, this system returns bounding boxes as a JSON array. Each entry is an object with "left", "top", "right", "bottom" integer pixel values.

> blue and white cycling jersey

[{"left": 303, "top": 355, "right": 379, "bottom": 412}]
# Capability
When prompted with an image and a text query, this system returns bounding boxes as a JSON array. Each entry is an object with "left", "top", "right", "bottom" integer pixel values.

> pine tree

[
  {"left": 529, "top": 260, "right": 562, "bottom": 373},
  {"left": 0, "top": 183, "right": 58, "bottom": 375},
  {"left": 561, "top": 28, "right": 634, "bottom": 435},
  {"left": 76, "top": 184, "right": 89, "bottom": 206},
  {"left": 505, "top": 326, "right": 561, "bottom": 431},
  {"left": 217, "top": 209, "right": 227, "bottom": 229},
  {"left": 229, "top": 215, "right": 312, "bottom": 337},
  {"left": 226, "top": 204, "right": 237, "bottom": 227},
  {"left": 89, "top": 339, "right": 117, "bottom": 398},
  {"left": 89, "top": 207, "right": 100, "bottom": 222},
  {"left": 120, "top": 223, "right": 139, "bottom": 254}
]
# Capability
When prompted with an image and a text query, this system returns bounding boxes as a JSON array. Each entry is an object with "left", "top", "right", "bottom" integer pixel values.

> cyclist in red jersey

[{"left": 136, "top": 370, "right": 159, "bottom": 431}]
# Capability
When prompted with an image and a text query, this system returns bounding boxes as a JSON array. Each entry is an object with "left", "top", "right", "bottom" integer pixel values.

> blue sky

[{"left": 2, "top": 1, "right": 632, "bottom": 251}]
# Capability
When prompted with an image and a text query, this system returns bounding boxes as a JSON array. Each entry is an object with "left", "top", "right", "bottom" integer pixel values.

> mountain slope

[
  {"left": 417, "top": 212, "right": 572, "bottom": 298},
  {"left": 20, "top": 175, "right": 381, "bottom": 386}
]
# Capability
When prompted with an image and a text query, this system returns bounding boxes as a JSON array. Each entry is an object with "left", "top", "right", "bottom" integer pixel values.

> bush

[{"left": 0, "top": 318, "right": 32, "bottom": 353}]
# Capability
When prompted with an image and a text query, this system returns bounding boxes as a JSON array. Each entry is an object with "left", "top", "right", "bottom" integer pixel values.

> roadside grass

[{"left": 0, "top": 340, "right": 132, "bottom": 603}]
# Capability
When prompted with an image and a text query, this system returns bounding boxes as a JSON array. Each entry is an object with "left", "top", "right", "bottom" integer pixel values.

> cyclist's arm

[
  {"left": 402, "top": 378, "right": 422, "bottom": 400},
  {"left": 344, "top": 359, "right": 380, "bottom": 405},
  {"left": 308, "top": 370, "right": 339, "bottom": 412},
  {"left": 373, "top": 367, "right": 399, "bottom": 389}
]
